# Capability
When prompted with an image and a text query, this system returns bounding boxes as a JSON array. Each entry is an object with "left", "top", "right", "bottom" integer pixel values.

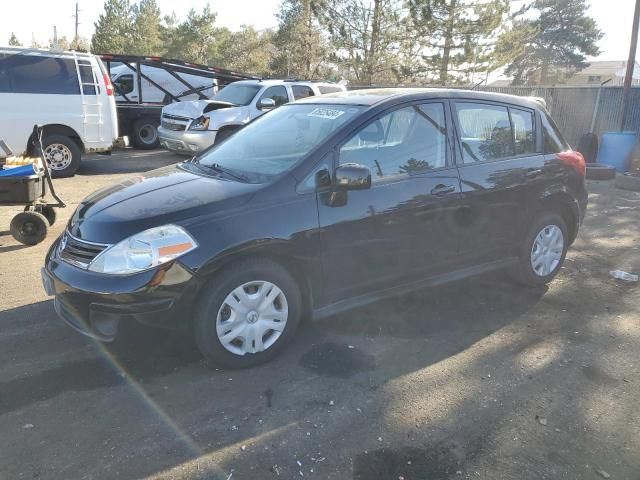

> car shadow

[{"left": 77, "top": 149, "right": 183, "bottom": 176}]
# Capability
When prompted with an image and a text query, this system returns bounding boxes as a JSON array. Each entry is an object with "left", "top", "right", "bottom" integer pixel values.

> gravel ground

[{"left": 0, "top": 149, "right": 638, "bottom": 480}]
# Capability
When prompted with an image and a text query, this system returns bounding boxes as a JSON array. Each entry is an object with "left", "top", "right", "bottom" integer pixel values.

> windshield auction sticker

[{"left": 308, "top": 108, "right": 346, "bottom": 120}]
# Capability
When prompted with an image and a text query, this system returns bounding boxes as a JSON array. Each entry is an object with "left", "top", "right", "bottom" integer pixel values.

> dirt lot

[{"left": 0, "top": 149, "right": 639, "bottom": 480}]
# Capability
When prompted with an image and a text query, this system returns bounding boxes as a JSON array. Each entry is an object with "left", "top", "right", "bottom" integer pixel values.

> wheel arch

[
  {"left": 537, "top": 188, "right": 581, "bottom": 245},
  {"left": 195, "top": 241, "right": 314, "bottom": 321},
  {"left": 41, "top": 124, "right": 84, "bottom": 151}
]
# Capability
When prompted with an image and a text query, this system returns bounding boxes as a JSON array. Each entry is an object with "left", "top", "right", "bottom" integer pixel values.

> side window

[
  {"left": 260, "top": 86, "right": 289, "bottom": 107},
  {"left": 318, "top": 85, "right": 344, "bottom": 94},
  {"left": 542, "top": 113, "right": 569, "bottom": 153},
  {"left": 0, "top": 54, "right": 10, "bottom": 93},
  {"left": 456, "top": 102, "right": 513, "bottom": 163},
  {"left": 2, "top": 54, "right": 79, "bottom": 95},
  {"left": 113, "top": 74, "right": 134, "bottom": 95},
  {"left": 510, "top": 108, "right": 535, "bottom": 155},
  {"left": 339, "top": 103, "right": 447, "bottom": 183},
  {"left": 292, "top": 85, "right": 315, "bottom": 100}
]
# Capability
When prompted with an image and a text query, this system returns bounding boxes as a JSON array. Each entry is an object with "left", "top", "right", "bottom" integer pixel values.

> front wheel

[
  {"left": 42, "top": 135, "right": 82, "bottom": 178},
  {"left": 193, "top": 259, "right": 301, "bottom": 368},
  {"left": 510, "top": 212, "right": 568, "bottom": 286}
]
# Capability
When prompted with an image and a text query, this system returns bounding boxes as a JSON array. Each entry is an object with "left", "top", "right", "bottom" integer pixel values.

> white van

[
  {"left": 110, "top": 63, "right": 218, "bottom": 104},
  {"left": 0, "top": 47, "right": 118, "bottom": 177}
]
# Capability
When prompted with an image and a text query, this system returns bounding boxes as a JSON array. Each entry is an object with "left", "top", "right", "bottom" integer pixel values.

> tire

[
  {"left": 10, "top": 211, "right": 49, "bottom": 245},
  {"left": 42, "top": 135, "right": 82, "bottom": 178},
  {"left": 131, "top": 118, "right": 160, "bottom": 149},
  {"left": 193, "top": 258, "right": 301, "bottom": 368},
  {"left": 510, "top": 212, "right": 568, "bottom": 287},
  {"left": 215, "top": 126, "right": 241, "bottom": 144},
  {"left": 586, "top": 163, "right": 616, "bottom": 180},
  {"left": 25, "top": 205, "right": 57, "bottom": 226}
]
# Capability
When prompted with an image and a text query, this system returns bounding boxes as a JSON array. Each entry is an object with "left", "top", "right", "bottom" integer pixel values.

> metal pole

[{"left": 620, "top": 0, "right": 640, "bottom": 131}]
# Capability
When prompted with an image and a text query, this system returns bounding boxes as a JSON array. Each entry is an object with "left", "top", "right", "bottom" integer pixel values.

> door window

[
  {"left": 0, "top": 54, "right": 79, "bottom": 94},
  {"left": 340, "top": 103, "right": 447, "bottom": 183},
  {"left": 510, "top": 108, "right": 535, "bottom": 155},
  {"left": 260, "top": 86, "right": 289, "bottom": 107},
  {"left": 456, "top": 103, "right": 514, "bottom": 163},
  {"left": 292, "top": 85, "right": 315, "bottom": 100}
]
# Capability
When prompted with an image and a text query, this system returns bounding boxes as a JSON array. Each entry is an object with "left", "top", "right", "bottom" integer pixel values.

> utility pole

[
  {"left": 620, "top": 0, "right": 640, "bottom": 130},
  {"left": 73, "top": 2, "right": 80, "bottom": 45}
]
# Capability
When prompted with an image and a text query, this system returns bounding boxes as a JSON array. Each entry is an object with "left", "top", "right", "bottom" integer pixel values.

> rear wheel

[
  {"left": 131, "top": 118, "right": 160, "bottom": 149},
  {"left": 42, "top": 135, "right": 82, "bottom": 178},
  {"left": 24, "top": 205, "right": 56, "bottom": 226},
  {"left": 10, "top": 211, "right": 49, "bottom": 245},
  {"left": 510, "top": 212, "right": 568, "bottom": 286},
  {"left": 193, "top": 258, "right": 301, "bottom": 368}
]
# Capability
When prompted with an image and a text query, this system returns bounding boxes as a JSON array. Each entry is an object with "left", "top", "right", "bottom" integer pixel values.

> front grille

[
  {"left": 161, "top": 120, "right": 186, "bottom": 131},
  {"left": 58, "top": 232, "right": 109, "bottom": 269}
]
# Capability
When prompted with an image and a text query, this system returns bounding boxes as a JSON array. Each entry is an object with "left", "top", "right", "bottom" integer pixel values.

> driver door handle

[{"left": 430, "top": 184, "right": 456, "bottom": 196}]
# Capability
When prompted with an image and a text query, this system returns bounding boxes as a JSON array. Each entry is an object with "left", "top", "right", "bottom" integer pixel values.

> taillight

[
  {"left": 557, "top": 150, "right": 585, "bottom": 177},
  {"left": 103, "top": 73, "right": 114, "bottom": 96}
]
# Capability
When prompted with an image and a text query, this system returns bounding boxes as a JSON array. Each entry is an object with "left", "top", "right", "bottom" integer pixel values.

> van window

[
  {"left": 456, "top": 102, "right": 514, "bottom": 163},
  {"left": 0, "top": 54, "right": 79, "bottom": 94},
  {"left": 292, "top": 85, "right": 315, "bottom": 100}
]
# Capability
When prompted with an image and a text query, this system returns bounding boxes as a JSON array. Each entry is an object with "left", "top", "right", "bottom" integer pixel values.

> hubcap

[
  {"left": 216, "top": 280, "right": 288, "bottom": 356},
  {"left": 530, "top": 224, "right": 564, "bottom": 277},
  {"left": 44, "top": 144, "right": 73, "bottom": 170}
]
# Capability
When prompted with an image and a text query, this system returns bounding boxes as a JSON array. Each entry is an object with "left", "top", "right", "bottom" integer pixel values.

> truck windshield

[
  {"left": 196, "top": 103, "right": 364, "bottom": 182},
  {"left": 213, "top": 84, "right": 261, "bottom": 106}
]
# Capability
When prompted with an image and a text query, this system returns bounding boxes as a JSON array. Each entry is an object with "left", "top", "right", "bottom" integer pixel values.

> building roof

[{"left": 575, "top": 60, "right": 639, "bottom": 76}]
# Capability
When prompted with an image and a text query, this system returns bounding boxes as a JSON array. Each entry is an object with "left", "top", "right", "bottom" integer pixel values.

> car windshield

[
  {"left": 196, "top": 104, "right": 364, "bottom": 182},
  {"left": 213, "top": 83, "right": 261, "bottom": 106}
]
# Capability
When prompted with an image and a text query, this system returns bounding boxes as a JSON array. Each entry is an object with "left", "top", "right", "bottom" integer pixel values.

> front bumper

[
  {"left": 42, "top": 239, "right": 200, "bottom": 342},
  {"left": 158, "top": 126, "right": 217, "bottom": 154}
]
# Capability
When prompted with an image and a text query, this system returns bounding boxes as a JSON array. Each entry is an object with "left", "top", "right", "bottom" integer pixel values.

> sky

[{"left": 0, "top": 0, "right": 638, "bottom": 62}]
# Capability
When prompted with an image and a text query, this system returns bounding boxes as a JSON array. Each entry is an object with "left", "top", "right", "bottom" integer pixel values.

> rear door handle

[
  {"left": 430, "top": 184, "right": 456, "bottom": 196},
  {"left": 525, "top": 168, "right": 543, "bottom": 178}
]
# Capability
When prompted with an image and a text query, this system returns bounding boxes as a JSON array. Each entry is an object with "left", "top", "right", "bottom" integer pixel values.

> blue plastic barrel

[{"left": 596, "top": 131, "right": 636, "bottom": 173}]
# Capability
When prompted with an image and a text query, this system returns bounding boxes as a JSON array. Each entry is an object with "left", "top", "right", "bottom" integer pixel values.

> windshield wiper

[{"left": 202, "top": 163, "right": 251, "bottom": 183}]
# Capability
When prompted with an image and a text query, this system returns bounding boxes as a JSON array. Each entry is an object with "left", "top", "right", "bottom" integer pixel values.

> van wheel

[
  {"left": 511, "top": 212, "right": 568, "bottom": 286},
  {"left": 193, "top": 258, "right": 301, "bottom": 368},
  {"left": 43, "top": 135, "right": 82, "bottom": 178},
  {"left": 131, "top": 118, "right": 159, "bottom": 149},
  {"left": 10, "top": 211, "right": 49, "bottom": 245}
]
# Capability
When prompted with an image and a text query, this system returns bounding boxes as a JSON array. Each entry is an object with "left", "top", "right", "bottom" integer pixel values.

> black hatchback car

[{"left": 42, "top": 89, "right": 587, "bottom": 367}]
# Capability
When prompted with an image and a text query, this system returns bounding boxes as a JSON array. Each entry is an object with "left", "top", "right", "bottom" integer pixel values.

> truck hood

[
  {"left": 162, "top": 100, "right": 235, "bottom": 119},
  {"left": 68, "top": 164, "right": 259, "bottom": 244}
]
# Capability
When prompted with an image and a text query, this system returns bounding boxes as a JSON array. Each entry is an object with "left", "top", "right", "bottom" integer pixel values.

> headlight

[
  {"left": 88, "top": 225, "right": 198, "bottom": 275},
  {"left": 189, "top": 116, "right": 210, "bottom": 131}
]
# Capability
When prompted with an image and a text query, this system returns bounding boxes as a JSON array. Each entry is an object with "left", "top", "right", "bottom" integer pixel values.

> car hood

[
  {"left": 68, "top": 164, "right": 259, "bottom": 244},
  {"left": 163, "top": 100, "right": 235, "bottom": 119}
]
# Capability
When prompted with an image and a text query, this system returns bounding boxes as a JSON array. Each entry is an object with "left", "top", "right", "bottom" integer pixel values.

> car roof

[
  {"left": 230, "top": 79, "right": 343, "bottom": 88},
  {"left": 0, "top": 46, "right": 93, "bottom": 59},
  {"left": 294, "top": 87, "right": 544, "bottom": 110}
]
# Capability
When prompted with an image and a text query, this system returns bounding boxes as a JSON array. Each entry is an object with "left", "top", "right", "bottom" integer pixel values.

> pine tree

[
  {"left": 317, "top": 0, "right": 403, "bottom": 84},
  {"left": 211, "top": 26, "right": 275, "bottom": 75},
  {"left": 8, "top": 33, "right": 22, "bottom": 46},
  {"left": 496, "top": 0, "right": 602, "bottom": 85},
  {"left": 272, "top": 0, "right": 329, "bottom": 78},
  {"left": 131, "top": 0, "right": 163, "bottom": 55},
  {"left": 92, "top": 0, "right": 135, "bottom": 54},
  {"left": 408, "top": 0, "right": 510, "bottom": 85},
  {"left": 163, "top": 5, "right": 218, "bottom": 64}
]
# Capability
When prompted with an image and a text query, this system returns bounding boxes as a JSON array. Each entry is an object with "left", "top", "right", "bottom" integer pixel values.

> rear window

[{"left": 0, "top": 54, "right": 79, "bottom": 95}]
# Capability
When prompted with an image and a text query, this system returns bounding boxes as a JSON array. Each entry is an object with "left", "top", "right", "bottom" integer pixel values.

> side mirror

[
  {"left": 334, "top": 163, "right": 371, "bottom": 191},
  {"left": 258, "top": 98, "right": 276, "bottom": 111}
]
